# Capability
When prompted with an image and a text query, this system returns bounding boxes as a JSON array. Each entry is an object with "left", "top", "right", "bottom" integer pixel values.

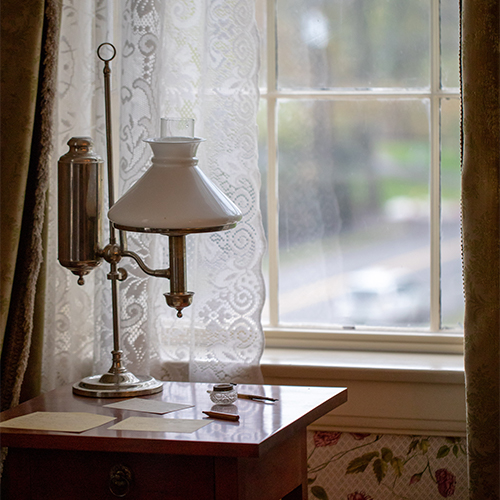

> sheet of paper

[
  {"left": 103, "top": 398, "right": 193, "bottom": 414},
  {"left": 108, "top": 416, "right": 211, "bottom": 433},
  {"left": 0, "top": 412, "right": 115, "bottom": 433}
]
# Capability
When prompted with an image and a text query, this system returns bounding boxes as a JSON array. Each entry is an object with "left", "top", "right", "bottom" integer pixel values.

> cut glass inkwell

[{"left": 209, "top": 384, "right": 237, "bottom": 405}]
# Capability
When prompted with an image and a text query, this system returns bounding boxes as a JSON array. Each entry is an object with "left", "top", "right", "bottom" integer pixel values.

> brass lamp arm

[
  {"left": 121, "top": 249, "right": 171, "bottom": 279},
  {"left": 100, "top": 243, "right": 170, "bottom": 280},
  {"left": 99, "top": 239, "right": 191, "bottom": 317}
]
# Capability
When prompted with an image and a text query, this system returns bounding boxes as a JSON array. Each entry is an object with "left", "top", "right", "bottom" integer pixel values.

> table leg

[
  {"left": 282, "top": 484, "right": 307, "bottom": 500},
  {"left": 214, "top": 428, "right": 308, "bottom": 500},
  {"left": 281, "top": 427, "right": 308, "bottom": 500}
]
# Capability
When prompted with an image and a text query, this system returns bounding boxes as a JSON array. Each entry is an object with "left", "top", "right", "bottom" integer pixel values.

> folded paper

[
  {"left": 104, "top": 398, "right": 193, "bottom": 414},
  {"left": 108, "top": 416, "right": 211, "bottom": 433},
  {"left": 0, "top": 412, "right": 115, "bottom": 433}
]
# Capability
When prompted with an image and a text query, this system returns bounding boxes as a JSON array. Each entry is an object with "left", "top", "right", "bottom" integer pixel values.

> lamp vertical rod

[
  {"left": 99, "top": 43, "right": 123, "bottom": 362},
  {"left": 101, "top": 53, "right": 117, "bottom": 239}
]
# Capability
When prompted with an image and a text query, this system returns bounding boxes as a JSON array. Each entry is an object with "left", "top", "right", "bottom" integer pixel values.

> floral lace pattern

[{"left": 42, "top": 0, "right": 264, "bottom": 390}]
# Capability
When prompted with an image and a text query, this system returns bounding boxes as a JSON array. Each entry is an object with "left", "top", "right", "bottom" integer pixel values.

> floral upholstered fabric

[{"left": 307, "top": 431, "right": 468, "bottom": 499}]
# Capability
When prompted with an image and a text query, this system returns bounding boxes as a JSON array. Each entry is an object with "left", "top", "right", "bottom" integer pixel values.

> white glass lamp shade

[{"left": 108, "top": 138, "right": 242, "bottom": 234}]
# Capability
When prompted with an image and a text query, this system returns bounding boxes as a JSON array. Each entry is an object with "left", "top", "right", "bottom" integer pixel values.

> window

[{"left": 256, "top": 0, "right": 462, "bottom": 352}]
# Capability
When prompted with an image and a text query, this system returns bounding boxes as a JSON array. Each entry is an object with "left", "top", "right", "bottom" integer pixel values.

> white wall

[{"left": 261, "top": 348, "right": 466, "bottom": 436}]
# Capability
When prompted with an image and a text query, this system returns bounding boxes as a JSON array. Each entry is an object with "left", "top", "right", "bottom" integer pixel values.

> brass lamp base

[{"left": 73, "top": 372, "right": 163, "bottom": 398}]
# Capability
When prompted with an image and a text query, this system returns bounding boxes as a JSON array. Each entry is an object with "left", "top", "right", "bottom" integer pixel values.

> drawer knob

[{"left": 109, "top": 464, "right": 132, "bottom": 497}]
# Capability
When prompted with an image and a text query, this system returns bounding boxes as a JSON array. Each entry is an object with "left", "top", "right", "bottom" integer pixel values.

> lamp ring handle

[{"left": 97, "top": 42, "right": 117, "bottom": 62}]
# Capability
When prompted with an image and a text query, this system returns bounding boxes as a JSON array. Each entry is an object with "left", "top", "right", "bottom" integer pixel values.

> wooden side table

[{"left": 0, "top": 381, "right": 347, "bottom": 499}]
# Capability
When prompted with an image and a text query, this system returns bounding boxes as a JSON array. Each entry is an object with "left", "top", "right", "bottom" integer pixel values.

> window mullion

[
  {"left": 430, "top": 0, "right": 442, "bottom": 331},
  {"left": 267, "top": 0, "right": 279, "bottom": 327}
]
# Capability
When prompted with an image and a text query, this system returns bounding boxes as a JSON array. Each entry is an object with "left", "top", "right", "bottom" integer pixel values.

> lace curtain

[{"left": 42, "top": 0, "right": 265, "bottom": 390}]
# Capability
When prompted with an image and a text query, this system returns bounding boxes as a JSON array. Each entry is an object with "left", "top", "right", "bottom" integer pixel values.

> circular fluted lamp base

[{"left": 73, "top": 372, "right": 163, "bottom": 398}]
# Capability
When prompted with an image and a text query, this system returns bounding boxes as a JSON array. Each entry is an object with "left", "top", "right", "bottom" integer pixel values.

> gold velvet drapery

[
  {"left": 461, "top": 0, "right": 500, "bottom": 497},
  {"left": 0, "top": 0, "right": 61, "bottom": 411}
]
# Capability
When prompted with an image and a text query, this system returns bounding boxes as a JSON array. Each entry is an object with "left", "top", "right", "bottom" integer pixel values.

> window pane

[
  {"left": 441, "top": 98, "right": 463, "bottom": 328},
  {"left": 441, "top": 0, "right": 460, "bottom": 89},
  {"left": 277, "top": 99, "right": 431, "bottom": 328},
  {"left": 277, "top": 0, "right": 430, "bottom": 89}
]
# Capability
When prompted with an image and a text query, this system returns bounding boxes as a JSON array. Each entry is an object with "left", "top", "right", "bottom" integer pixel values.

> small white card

[
  {"left": 0, "top": 412, "right": 115, "bottom": 433},
  {"left": 108, "top": 416, "right": 211, "bottom": 433},
  {"left": 104, "top": 398, "right": 193, "bottom": 414}
]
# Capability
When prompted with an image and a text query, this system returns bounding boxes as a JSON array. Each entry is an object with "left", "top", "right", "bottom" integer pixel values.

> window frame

[{"left": 259, "top": 0, "right": 462, "bottom": 354}]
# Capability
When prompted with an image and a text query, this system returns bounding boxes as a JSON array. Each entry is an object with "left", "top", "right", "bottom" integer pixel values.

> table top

[{"left": 0, "top": 382, "right": 347, "bottom": 458}]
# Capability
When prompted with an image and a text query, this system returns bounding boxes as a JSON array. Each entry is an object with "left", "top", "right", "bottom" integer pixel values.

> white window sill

[
  {"left": 264, "top": 327, "right": 464, "bottom": 355},
  {"left": 261, "top": 347, "right": 464, "bottom": 384},
  {"left": 261, "top": 347, "right": 466, "bottom": 436}
]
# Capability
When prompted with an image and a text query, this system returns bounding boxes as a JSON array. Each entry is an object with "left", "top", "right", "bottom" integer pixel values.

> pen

[
  {"left": 202, "top": 411, "right": 240, "bottom": 421},
  {"left": 237, "top": 393, "right": 278, "bottom": 402}
]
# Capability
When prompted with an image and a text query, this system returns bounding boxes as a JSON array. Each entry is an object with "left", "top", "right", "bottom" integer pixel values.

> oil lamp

[{"left": 57, "top": 43, "right": 241, "bottom": 397}]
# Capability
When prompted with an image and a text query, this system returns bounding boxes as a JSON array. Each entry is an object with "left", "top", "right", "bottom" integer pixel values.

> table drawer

[{"left": 3, "top": 448, "right": 215, "bottom": 500}]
